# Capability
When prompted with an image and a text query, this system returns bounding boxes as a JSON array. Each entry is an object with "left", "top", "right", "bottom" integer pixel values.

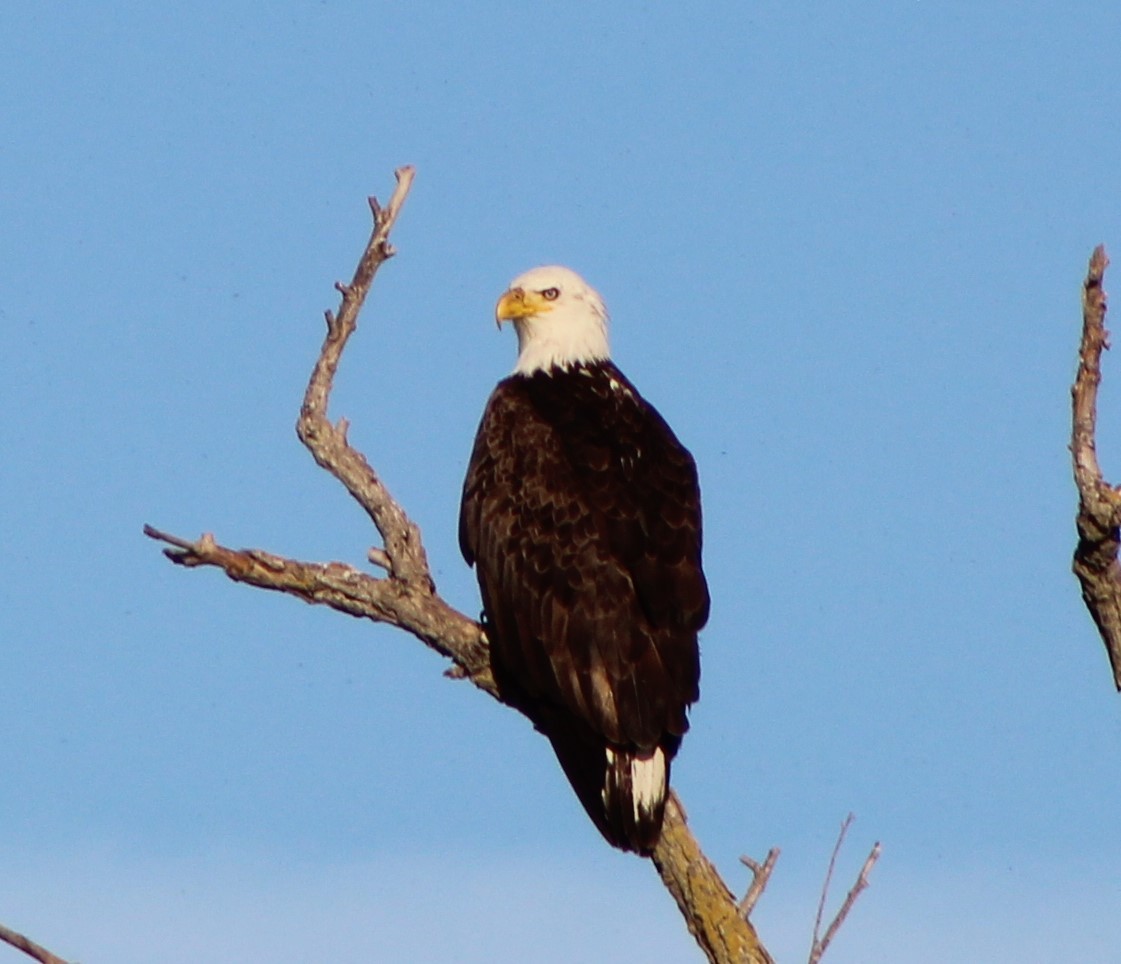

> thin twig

[
  {"left": 738, "top": 847, "right": 781, "bottom": 917},
  {"left": 1071, "top": 245, "right": 1121, "bottom": 688},
  {"left": 808, "top": 815, "right": 881, "bottom": 964},
  {"left": 0, "top": 922, "right": 71, "bottom": 964},
  {"left": 811, "top": 813, "right": 852, "bottom": 953}
]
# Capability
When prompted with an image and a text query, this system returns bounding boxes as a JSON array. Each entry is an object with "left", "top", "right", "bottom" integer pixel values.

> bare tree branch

[
  {"left": 807, "top": 814, "right": 881, "bottom": 964},
  {"left": 0, "top": 922, "right": 70, "bottom": 964},
  {"left": 295, "top": 167, "right": 436, "bottom": 591},
  {"left": 738, "top": 846, "right": 781, "bottom": 918},
  {"left": 143, "top": 167, "right": 777, "bottom": 962},
  {"left": 1071, "top": 245, "right": 1121, "bottom": 689},
  {"left": 142, "top": 523, "right": 495, "bottom": 695}
]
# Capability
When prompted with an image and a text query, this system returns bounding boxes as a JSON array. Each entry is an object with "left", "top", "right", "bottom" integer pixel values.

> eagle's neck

[{"left": 512, "top": 310, "right": 610, "bottom": 376}]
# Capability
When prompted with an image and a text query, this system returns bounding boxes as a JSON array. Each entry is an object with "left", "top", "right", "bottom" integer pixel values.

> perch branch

[
  {"left": 1071, "top": 245, "right": 1121, "bottom": 689},
  {"left": 652, "top": 795, "right": 775, "bottom": 964},
  {"left": 147, "top": 167, "right": 777, "bottom": 963},
  {"left": 0, "top": 922, "right": 70, "bottom": 964},
  {"left": 808, "top": 814, "right": 880, "bottom": 964},
  {"left": 738, "top": 847, "right": 781, "bottom": 918}
]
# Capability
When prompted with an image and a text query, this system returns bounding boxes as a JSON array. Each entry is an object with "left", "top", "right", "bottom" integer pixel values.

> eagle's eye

[{"left": 541, "top": 287, "right": 561, "bottom": 301}]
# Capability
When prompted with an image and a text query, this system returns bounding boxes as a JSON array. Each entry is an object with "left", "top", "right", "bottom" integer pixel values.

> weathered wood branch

[
  {"left": 1071, "top": 245, "right": 1121, "bottom": 689},
  {"left": 144, "top": 166, "right": 787, "bottom": 961},
  {"left": 0, "top": 922, "right": 70, "bottom": 964}
]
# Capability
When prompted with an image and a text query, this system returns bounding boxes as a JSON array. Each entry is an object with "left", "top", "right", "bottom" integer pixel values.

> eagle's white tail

[{"left": 604, "top": 746, "right": 667, "bottom": 853}]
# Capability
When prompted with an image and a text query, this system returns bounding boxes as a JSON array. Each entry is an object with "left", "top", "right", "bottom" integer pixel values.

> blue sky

[{"left": 3, "top": 2, "right": 1120, "bottom": 961}]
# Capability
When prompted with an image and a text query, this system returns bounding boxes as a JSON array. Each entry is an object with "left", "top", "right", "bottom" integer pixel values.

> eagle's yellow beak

[{"left": 495, "top": 287, "right": 554, "bottom": 328}]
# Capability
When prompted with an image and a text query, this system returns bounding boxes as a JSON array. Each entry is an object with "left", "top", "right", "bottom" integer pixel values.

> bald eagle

[{"left": 459, "top": 266, "right": 708, "bottom": 854}]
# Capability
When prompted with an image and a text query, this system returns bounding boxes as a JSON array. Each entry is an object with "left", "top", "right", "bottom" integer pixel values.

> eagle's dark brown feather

[{"left": 459, "top": 360, "right": 707, "bottom": 853}]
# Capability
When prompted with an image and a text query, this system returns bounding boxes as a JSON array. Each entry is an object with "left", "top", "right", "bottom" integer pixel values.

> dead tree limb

[
  {"left": 144, "top": 167, "right": 775, "bottom": 963},
  {"left": 0, "top": 922, "right": 71, "bottom": 964},
  {"left": 1071, "top": 245, "right": 1121, "bottom": 689}
]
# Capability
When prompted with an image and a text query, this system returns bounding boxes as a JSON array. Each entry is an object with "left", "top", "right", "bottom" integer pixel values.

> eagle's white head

[{"left": 495, "top": 265, "right": 610, "bottom": 375}]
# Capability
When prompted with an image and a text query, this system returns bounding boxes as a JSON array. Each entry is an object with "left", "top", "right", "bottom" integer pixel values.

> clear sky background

[{"left": 3, "top": 3, "right": 1120, "bottom": 962}]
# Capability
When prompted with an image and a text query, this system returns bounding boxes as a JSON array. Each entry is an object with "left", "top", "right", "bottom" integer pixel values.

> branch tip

[
  {"left": 143, "top": 524, "right": 195, "bottom": 551},
  {"left": 381, "top": 166, "right": 415, "bottom": 225},
  {"left": 1090, "top": 243, "right": 1109, "bottom": 278}
]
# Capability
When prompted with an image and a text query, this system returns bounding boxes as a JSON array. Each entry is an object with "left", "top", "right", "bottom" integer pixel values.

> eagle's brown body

[{"left": 459, "top": 358, "right": 708, "bottom": 853}]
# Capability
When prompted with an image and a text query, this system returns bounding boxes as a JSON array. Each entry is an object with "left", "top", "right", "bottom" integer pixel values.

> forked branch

[
  {"left": 738, "top": 847, "right": 781, "bottom": 918},
  {"left": 808, "top": 814, "right": 881, "bottom": 964},
  {"left": 144, "top": 167, "right": 777, "bottom": 963},
  {"left": 1071, "top": 245, "right": 1121, "bottom": 689}
]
